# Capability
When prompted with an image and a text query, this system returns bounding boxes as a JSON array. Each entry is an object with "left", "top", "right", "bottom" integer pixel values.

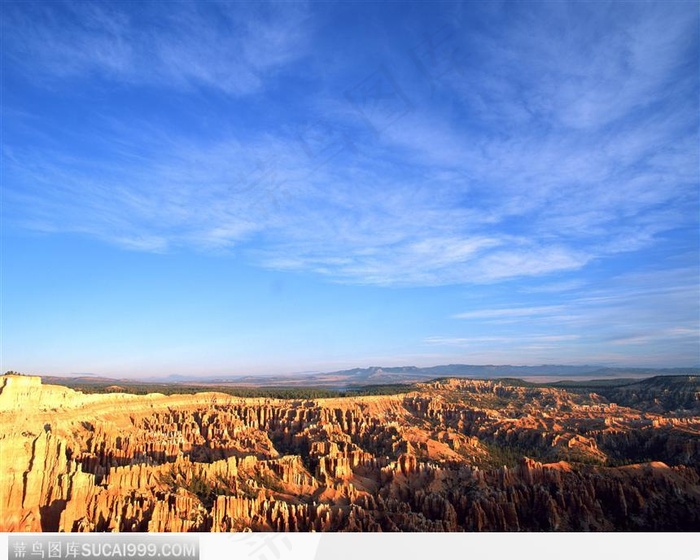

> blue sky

[{"left": 2, "top": 1, "right": 698, "bottom": 377}]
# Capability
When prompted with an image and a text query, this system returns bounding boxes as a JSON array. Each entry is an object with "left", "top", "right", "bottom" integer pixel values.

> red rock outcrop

[{"left": 1, "top": 374, "right": 698, "bottom": 532}]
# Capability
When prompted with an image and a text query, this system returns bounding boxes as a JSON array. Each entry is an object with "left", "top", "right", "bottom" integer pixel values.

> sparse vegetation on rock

[{"left": 1, "top": 375, "right": 698, "bottom": 531}]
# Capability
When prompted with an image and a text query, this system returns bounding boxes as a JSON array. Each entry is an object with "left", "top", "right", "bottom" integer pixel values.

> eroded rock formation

[{"left": 1, "top": 375, "right": 698, "bottom": 531}]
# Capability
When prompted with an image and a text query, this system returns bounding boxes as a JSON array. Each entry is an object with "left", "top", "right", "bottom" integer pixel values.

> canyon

[{"left": 1, "top": 373, "right": 698, "bottom": 532}]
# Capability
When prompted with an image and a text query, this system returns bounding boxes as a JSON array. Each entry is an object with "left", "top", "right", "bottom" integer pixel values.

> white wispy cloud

[
  {"left": 3, "top": 1, "right": 697, "bottom": 292},
  {"left": 522, "top": 280, "right": 587, "bottom": 294},
  {"left": 444, "top": 265, "right": 698, "bottom": 362},
  {"left": 425, "top": 334, "right": 580, "bottom": 346},
  {"left": 2, "top": 1, "right": 311, "bottom": 95},
  {"left": 452, "top": 306, "right": 567, "bottom": 320},
  {"left": 609, "top": 328, "right": 699, "bottom": 347}
]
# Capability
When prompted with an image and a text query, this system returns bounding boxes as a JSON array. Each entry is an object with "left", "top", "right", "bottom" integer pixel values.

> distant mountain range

[
  {"left": 41, "top": 364, "right": 700, "bottom": 388},
  {"left": 203, "top": 365, "right": 699, "bottom": 387}
]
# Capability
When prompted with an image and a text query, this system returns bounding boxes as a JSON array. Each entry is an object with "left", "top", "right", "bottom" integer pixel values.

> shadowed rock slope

[{"left": 1, "top": 374, "right": 698, "bottom": 532}]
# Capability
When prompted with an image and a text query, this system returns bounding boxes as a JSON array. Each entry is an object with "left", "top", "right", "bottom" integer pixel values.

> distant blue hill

[
  {"left": 38, "top": 364, "right": 699, "bottom": 387},
  {"left": 198, "top": 364, "right": 699, "bottom": 387}
]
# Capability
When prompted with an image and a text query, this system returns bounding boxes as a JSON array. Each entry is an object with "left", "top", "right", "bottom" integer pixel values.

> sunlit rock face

[{"left": 1, "top": 375, "right": 699, "bottom": 532}]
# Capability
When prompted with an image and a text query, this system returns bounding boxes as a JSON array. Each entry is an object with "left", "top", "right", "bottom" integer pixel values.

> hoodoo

[{"left": 1, "top": 375, "right": 698, "bottom": 531}]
